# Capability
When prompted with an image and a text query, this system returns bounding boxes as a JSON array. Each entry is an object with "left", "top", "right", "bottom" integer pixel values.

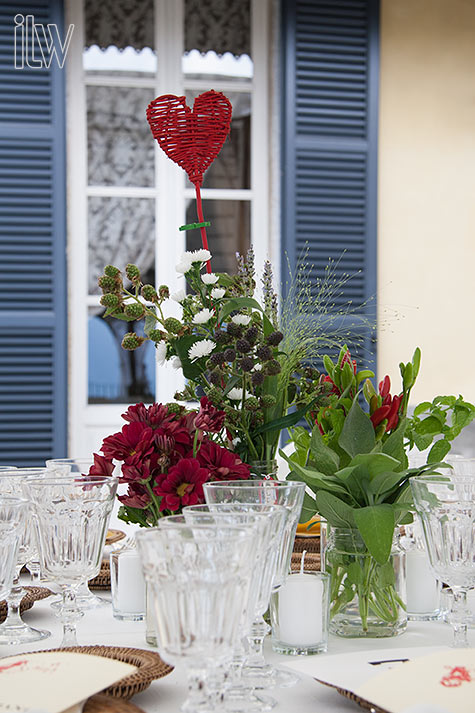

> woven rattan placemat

[
  {"left": 84, "top": 693, "right": 145, "bottom": 712},
  {"left": 89, "top": 560, "right": 111, "bottom": 590},
  {"left": 45, "top": 645, "right": 173, "bottom": 699},
  {"left": 0, "top": 586, "right": 52, "bottom": 623},
  {"left": 290, "top": 551, "right": 321, "bottom": 571}
]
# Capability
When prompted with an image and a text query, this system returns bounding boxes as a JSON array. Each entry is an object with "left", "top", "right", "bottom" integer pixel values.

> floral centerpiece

[
  {"left": 90, "top": 399, "right": 250, "bottom": 526},
  {"left": 283, "top": 346, "right": 475, "bottom": 637}
]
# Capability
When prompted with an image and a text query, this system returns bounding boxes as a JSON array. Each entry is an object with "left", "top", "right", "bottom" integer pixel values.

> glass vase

[
  {"left": 145, "top": 580, "right": 158, "bottom": 647},
  {"left": 248, "top": 459, "right": 278, "bottom": 480},
  {"left": 324, "top": 527, "right": 407, "bottom": 638}
]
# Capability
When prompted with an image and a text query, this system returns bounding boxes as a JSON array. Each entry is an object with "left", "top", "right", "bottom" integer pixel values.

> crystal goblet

[
  {"left": 26, "top": 475, "right": 118, "bottom": 647},
  {"left": 178, "top": 504, "right": 287, "bottom": 712},
  {"left": 136, "top": 524, "right": 254, "bottom": 713},
  {"left": 410, "top": 474, "right": 475, "bottom": 647},
  {"left": 0, "top": 496, "right": 28, "bottom": 602},
  {"left": 203, "top": 480, "right": 305, "bottom": 689},
  {"left": 45, "top": 457, "right": 109, "bottom": 610},
  {"left": 0, "top": 468, "right": 50, "bottom": 644}
]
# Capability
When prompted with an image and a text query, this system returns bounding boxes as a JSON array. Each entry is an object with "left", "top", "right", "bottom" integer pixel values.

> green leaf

[
  {"left": 298, "top": 491, "right": 318, "bottom": 523},
  {"left": 309, "top": 427, "right": 340, "bottom": 475},
  {"left": 173, "top": 335, "right": 205, "bottom": 380},
  {"left": 118, "top": 505, "right": 150, "bottom": 528},
  {"left": 356, "top": 369, "right": 375, "bottom": 386},
  {"left": 314, "top": 490, "right": 356, "bottom": 528},
  {"left": 368, "top": 471, "right": 408, "bottom": 501},
  {"left": 350, "top": 453, "right": 400, "bottom": 480},
  {"left": 144, "top": 312, "right": 157, "bottom": 336},
  {"left": 346, "top": 561, "right": 364, "bottom": 585},
  {"left": 413, "top": 433, "right": 433, "bottom": 451},
  {"left": 415, "top": 416, "right": 442, "bottom": 435},
  {"left": 413, "top": 401, "right": 432, "bottom": 417},
  {"left": 382, "top": 418, "right": 407, "bottom": 466},
  {"left": 282, "top": 458, "right": 349, "bottom": 497},
  {"left": 323, "top": 355, "right": 335, "bottom": 378},
  {"left": 217, "top": 297, "right": 263, "bottom": 323},
  {"left": 411, "top": 347, "right": 421, "bottom": 379},
  {"left": 254, "top": 399, "right": 317, "bottom": 436},
  {"left": 353, "top": 504, "right": 395, "bottom": 564},
  {"left": 402, "top": 363, "right": 413, "bottom": 390},
  {"left": 338, "top": 399, "right": 375, "bottom": 457},
  {"left": 375, "top": 561, "right": 396, "bottom": 588},
  {"left": 427, "top": 438, "right": 451, "bottom": 463}
]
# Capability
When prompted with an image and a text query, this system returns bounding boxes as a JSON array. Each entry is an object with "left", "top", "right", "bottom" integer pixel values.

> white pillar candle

[
  {"left": 116, "top": 550, "right": 146, "bottom": 614},
  {"left": 406, "top": 549, "right": 439, "bottom": 614},
  {"left": 278, "top": 572, "right": 324, "bottom": 646}
]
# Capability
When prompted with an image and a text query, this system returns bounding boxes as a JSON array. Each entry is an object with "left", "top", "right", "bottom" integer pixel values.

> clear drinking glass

[
  {"left": 45, "top": 457, "right": 109, "bottom": 610},
  {"left": 0, "top": 468, "right": 50, "bottom": 644},
  {"left": 26, "top": 475, "right": 118, "bottom": 647},
  {"left": 0, "top": 497, "right": 28, "bottom": 602},
  {"left": 179, "top": 504, "right": 287, "bottom": 712},
  {"left": 136, "top": 524, "right": 254, "bottom": 713},
  {"left": 203, "top": 480, "right": 305, "bottom": 689},
  {"left": 410, "top": 474, "right": 475, "bottom": 647}
]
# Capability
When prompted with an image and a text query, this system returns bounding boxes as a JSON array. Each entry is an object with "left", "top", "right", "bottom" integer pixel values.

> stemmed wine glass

[
  {"left": 25, "top": 475, "right": 118, "bottom": 646},
  {"left": 203, "top": 480, "right": 305, "bottom": 690},
  {"left": 0, "top": 496, "right": 28, "bottom": 602},
  {"left": 172, "top": 504, "right": 287, "bottom": 712},
  {"left": 0, "top": 468, "right": 51, "bottom": 644},
  {"left": 410, "top": 474, "right": 475, "bottom": 648},
  {"left": 136, "top": 523, "right": 254, "bottom": 713},
  {"left": 45, "top": 458, "right": 110, "bottom": 610}
]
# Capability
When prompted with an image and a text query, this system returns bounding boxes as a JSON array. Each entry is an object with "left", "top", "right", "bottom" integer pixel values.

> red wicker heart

[{"left": 146, "top": 90, "right": 232, "bottom": 187}]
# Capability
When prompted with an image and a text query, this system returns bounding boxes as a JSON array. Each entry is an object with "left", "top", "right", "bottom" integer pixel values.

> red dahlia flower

[
  {"left": 89, "top": 453, "right": 115, "bottom": 476},
  {"left": 101, "top": 421, "right": 154, "bottom": 461},
  {"left": 196, "top": 440, "right": 250, "bottom": 481},
  {"left": 153, "top": 458, "right": 209, "bottom": 512}
]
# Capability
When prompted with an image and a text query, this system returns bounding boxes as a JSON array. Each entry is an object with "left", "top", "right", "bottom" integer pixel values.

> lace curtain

[{"left": 85, "top": 0, "right": 250, "bottom": 57}]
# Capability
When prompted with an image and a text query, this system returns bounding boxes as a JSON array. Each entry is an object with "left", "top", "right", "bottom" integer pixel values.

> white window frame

[{"left": 65, "top": 0, "right": 272, "bottom": 456}]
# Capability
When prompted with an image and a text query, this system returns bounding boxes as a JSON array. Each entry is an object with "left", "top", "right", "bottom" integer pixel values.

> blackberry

[
  {"left": 121, "top": 332, "right": 144, "bottom": 350},
  {"left": 209, "top": 369, "right": 222, "bottom": 386},
  {"left": 227, "top": 322, "right": 243, "bottom": 338},
  {"left": 216, "top": 330, "right": 232, "bottom": 345},
  {"left": 256, "top": 344, "right": 272, "bottom": 361},
  {"left": 125, "top": 263, "right": 141, "bottom": 282},
  {"left": 265, "top": 359, "right": 281, "bottom": 375},
  {"left": 224, "top": 348, "right": 237, "bottom": 362},
  {"left": 266, "top": 331, "right": 284, "bottom": 346},
  {"left": 244, "top": 397, "right": 259, "bottom": 412},
  {"left": 104, "top": 265, "right": 121, "bottom": 278},
  {"left": 245, "top": 326, "right": 259, "bottom": 344},
  {"left": 238, "top": 356, "right": 254, "bottom": 372},
  {"left": 158, "top": 285, "right": 170, "bottom": 299},
  {"left": 141, "top": 284, "right": 158, "bottom": 302},
  {"left": 251, "top": 371, "right": 265, "bottom": 386},
  {"left": 100, "top": 293, "right": 119, "bottom": 309},
  {"left": 236, "top": 338, "right": 251, "bottom": 354},
  {"left": 208, "top": 351, "right": 226, "bottom": 367},
  {"left": 124, "top": 302, "right": 145, "bottom": 320},
  {"left": 148, "top": 329, "right": 164, "bottom": 342},
  {"left": 164, "top": 317, "right": 182, "bottom": 334},
  {"left": 260, "top": 394, "right": 276, "bottom": 408},
  {"left": 98, "top": 275, "right": 117, "bottom": 292}
]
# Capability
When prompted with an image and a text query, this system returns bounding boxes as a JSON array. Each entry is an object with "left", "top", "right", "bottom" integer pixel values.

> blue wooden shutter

[
  {"left": 0, "top": 0, "right": 67, "bottom": 465},
  {"left": 282, "top": 0, "right": 379, "bottom": 370}
]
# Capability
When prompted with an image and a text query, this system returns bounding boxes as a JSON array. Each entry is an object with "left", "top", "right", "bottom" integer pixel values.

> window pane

[
  {"left": 186, "top": 199, "right": 250, "bottom": 274},
  {"left": 87, "top": 86, "right": 155, "bottom": 187},
  {"left": 185, "top": 90, "right": 250, "bottom": 190},
  {"left": 184, "top": 0, "right": 251, "bottom": 63},
  {"left": 88, "top": 307, "right": 155, "bottom": 404},
  {"left": 88, "top": 196, "right": 155, "bottom": 295}
]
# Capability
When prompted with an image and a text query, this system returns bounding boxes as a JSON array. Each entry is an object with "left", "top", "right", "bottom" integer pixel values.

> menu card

[
  {"left": 0, "top": 651, "right": 137, "bottom": 713},
  {"left": 356, "top": 649, "right": 475, "bottom": 713}
]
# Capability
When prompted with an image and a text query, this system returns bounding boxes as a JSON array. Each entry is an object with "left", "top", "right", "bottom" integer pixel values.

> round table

[{"left": 2, "top": 587, "right": 471, "bottom": 713}]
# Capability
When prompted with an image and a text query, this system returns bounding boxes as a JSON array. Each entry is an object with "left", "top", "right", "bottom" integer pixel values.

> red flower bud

[
  {"left": 379, "top": 375, "right": 391, "bottom": 399},
  {"left": 370, "top": 405, "right": 391, "bottom": 428}
]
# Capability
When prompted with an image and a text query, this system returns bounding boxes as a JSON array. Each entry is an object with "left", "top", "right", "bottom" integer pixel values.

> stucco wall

[{"left": 378, "top": 0, "right": 475, "bottom": 405}]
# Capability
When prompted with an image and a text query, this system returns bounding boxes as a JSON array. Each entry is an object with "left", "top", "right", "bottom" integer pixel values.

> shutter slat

[{"left": 0, "top": 0, "right": 67, "bottom": 466}]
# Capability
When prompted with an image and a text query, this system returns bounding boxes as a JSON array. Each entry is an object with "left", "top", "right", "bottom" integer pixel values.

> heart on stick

[{"left": 146, "top": 90, "right": 233, "bottom": 187}]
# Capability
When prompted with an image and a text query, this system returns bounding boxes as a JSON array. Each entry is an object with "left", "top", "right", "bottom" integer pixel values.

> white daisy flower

[
  {"left": 155, "top": 341, "right": 167, "bottom": 366},
  {"left": 227, "top": 387, "right": 244, "bottom": 401},
  {"left": 193, "top": 308, "right": 214, "bottom": 324},
  {"left": 201, "top": 273, "right": 219, "bottom": 285},
  {"left": 171, "top": 356, "right": 182, "bottom": 370},
  {"left": 232, "top": 437, "right": 242, "bottom": 446},
  {"left": 231, "top": 314, "right": 252, "bottom": 326},
  {"left": 252, "top": 363, "right": 263, "bottom": 371},
  {"left": 191, "top": 249, "right": 212, "bottom": 262},
  {"left": 188, "top": 339, "right": 215, "bottom": 361},
  {"left": 171, "top": 289, "right": 186, "bottom": 303},
  {"left": 211, "top": 287, "right": 226, "bottom": 299},
  {"left": 175, "top": 256, "right": 193, "bottom": 274}
]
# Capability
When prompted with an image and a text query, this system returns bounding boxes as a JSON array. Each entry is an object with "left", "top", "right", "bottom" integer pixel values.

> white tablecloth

[{"left": 3, "top": 587, "right": 473, "bottom": 713}]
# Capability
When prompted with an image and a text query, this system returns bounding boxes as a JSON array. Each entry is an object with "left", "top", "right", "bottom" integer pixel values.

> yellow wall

[{"left": 378, "top": 0, "right": 475, "bottom": 403}]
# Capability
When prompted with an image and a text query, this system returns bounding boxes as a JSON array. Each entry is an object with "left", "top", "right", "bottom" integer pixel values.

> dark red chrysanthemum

[
  {"left": 121, "top": 402, "right": 151, "bottom": 424},
  {"left": 89, "top": 453, "right": 115, "bottom": 476},
  {"left": 194, "top": 396, "right": 226, "bottom": 433},
  {"left": 118, "top": 482, "right": 151, "bottom": 509},
  {"left": 153, "top": 458, "right": 209, "bottom": 512},
  {"left": 101, "top": 421, "right": 154, "bottom": 461},
  {"left": 196, "top": 440, "right": 250, "bottom": 481}
]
